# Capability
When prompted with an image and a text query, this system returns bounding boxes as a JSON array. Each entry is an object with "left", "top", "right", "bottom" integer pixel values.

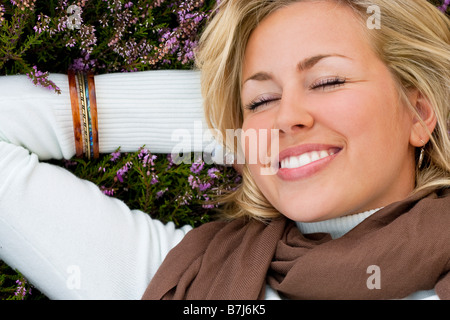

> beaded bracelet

[{"left": 68, "top": 70, "right": 99, "bottom": 159}]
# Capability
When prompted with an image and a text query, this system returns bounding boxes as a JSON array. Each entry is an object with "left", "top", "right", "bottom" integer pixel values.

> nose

[{"left": 273, "top": 87, "right": 314, "bottom": 135}]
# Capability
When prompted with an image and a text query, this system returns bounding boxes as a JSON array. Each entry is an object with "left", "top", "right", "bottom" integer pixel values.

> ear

[{"left": 407, "top": 89, "right": 437, "bottom": 148}]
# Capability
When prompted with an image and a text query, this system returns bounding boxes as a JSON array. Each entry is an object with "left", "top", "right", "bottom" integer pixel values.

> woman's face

[{"left": 241, "top": 1, "right": 417, "bottom": 222}]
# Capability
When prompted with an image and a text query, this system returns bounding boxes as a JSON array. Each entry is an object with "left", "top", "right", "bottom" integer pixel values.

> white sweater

[{"left": 0, "top": 71, "right": 438, "bottom": 300}]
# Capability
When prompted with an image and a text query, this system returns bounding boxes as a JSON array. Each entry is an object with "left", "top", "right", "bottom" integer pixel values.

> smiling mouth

[{"left": 279, "top": 147, "right": 341, "bottom": 170}]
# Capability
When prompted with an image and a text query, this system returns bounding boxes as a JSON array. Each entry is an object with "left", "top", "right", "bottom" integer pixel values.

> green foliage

[
  {"left": 0, "top": 0, "right": 217, "bottom": 93},
  {"left": 57, "top": 147, "right": 241, "bottom": 228},
  {"left": 0, "top": 263, "right": 46, "bottom": 300}
]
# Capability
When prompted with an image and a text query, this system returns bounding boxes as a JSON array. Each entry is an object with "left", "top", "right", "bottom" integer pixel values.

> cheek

[
  {"left": 322, "top": 86, "right": 411, "bottom": 183},
  {"left": 321, "top": 87, "right": 400, "bottom": 144},
  {"left": 241, "top": 113, "right": 274, "bottom": 162},
  {"left": 324, "top": 91, "right": 372, "bottom": 131}
]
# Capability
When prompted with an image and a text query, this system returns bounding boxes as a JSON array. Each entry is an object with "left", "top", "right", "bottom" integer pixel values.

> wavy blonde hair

[{"left": 195, "top": 0, "right": 450, "bottom": 220}]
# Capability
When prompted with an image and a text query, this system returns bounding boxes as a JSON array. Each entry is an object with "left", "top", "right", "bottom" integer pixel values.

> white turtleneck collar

[{"left": 295, "top": 208, "right": 383, "bottom": 239}]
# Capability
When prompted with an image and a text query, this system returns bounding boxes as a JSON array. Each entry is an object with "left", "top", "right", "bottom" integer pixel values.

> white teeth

[
  {"left": 310, "top": 151, "right": 320, "bottom": 162},
  {"left": 290, "top": 156, "right": 300, "bottom": 168},
  {"left": 298, "top": 153, "right": 310, "bottom": 167},
  {"left": 319, "top": 150, "right": 329, "bottom": 159},
  {"left": 280, "top": 149, "right": 336, "bottom": 169}
]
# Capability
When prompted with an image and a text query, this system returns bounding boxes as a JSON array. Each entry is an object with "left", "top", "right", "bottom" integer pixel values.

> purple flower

[
  {"left": 166, "top": 153, "right": 176, "bottom": 169},
  {"left": 69, "top": 56, "right": 97, "bottom": 72},
  {"left": 156, "top": 188, "right": 168, "bottom": 199},
  {"left": 138, "top": 148, "right": 157, "bottom": 167},
  {"left": 110, "top": 151, "right": 121, "bottom": 162},
  {"left": 190, "top": 158, "right": 204, "bottom": 174},
  {"left": 138, "top": 148, "right": 149, "bottom": 158},
  {"left": 143, "top": 154, "right": 157, "bottom": 167},
  {"left": 202, "top": 195, "right": 215, "bottom": 209},
  {"left": 101, "top": 186, "right": 114, "bottom": 196},
  {"left": 26, "top": 66, "right": 61, "bottom": 94},
  {"left": 198, "top": 182, "right": 211, "bottom": 192},
  {"left": 439, "top": 0, "right": 450, "bottom": 12},
  {"left": 116, "top": 161, "right": 132, "bottom": 183},
  {"left": 150, "top": 173, "right": 159, "bottom": 185},
  {"left": 33, "top": 14, "right": 50, "bottom": 34},
  {"left": 207, "top": 168, "right": 220, "bottom": 179},
  {"left": 188, "top": 175, "right": 199, "bottom": 189},
  {"left": 14, "top": 278, "right": 32, "bottom": 300},
  {"left": 188, "top": 173, "right": 212, "bottom": 191}
]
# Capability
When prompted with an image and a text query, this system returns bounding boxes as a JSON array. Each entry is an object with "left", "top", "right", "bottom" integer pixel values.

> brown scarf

[{"left": 142, "top": 188, "right": 450, "bottom": 300}]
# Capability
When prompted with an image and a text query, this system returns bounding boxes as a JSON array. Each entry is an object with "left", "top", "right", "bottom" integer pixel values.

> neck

[{"left": 295, "top": 208, "right": 382, "bottom": 239}]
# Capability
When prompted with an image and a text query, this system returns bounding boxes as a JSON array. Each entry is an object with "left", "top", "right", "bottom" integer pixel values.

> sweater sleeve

[
  {"left": 0, "top": 70, "right": 213, "bottom": 160},
  {"left": 0, "top": 71, "right": 201, "bottom": 299}
]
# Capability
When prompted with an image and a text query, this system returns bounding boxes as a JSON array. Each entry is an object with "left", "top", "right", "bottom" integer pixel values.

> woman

[
  {"left": 144, "top": 0, "right": 450, "bottom": 299},
  {"left": 0, "top": 0, "right": 449, "bottom": 300}
]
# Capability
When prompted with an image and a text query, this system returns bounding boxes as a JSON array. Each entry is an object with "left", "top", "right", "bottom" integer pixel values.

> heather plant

[
  {"left": 0, "top": 0, "right": 217, "bottom": 93},
  {"left": 0, "top": 265, "right": 34, "bottom": 300},
  {"left": 59, "top": 147, "right": 241, "bottom": 228}
]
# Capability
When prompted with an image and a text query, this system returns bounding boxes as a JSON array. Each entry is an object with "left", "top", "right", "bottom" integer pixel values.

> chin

[
  {"left": 270, "top": 198, "right": 333, "bottom": 223},
  {"left": 268, "top": 186, "right": 352, "bottom": 222},
  {"left": 282, "top": 208, "right": 335, "bottom": 223}
]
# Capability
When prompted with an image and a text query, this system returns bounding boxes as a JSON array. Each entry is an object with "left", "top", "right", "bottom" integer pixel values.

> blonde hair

[{"left": 195, "top": 0, "right": 450, "bottom": 220}]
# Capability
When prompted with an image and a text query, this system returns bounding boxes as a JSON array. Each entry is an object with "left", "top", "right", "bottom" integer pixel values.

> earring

[{"left": 418, "top": 139, "right": 426, "bottom": 169}]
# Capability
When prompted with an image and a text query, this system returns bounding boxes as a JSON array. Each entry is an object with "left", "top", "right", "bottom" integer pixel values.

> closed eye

[
  {"left": 245, "top": 76, "right": 346, "bottom": 111},
  {"left": 310, "top": 77, "right": 347, "bottom": 91},
  {"left": 245, "top": 96, "right": 280, "bottom": 112}
]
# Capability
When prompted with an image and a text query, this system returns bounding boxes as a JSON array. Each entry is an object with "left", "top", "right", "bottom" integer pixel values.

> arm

[
  {"left": 0, "top": 70, "right": 210, "bottom": 158},
  {"left": 0, "top": 71, "right": 204, "bottom": 299}
]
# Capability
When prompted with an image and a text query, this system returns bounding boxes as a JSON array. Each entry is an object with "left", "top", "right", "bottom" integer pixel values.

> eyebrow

[{"left": 243, "top": 54, "right": 351, "bottom": 85}]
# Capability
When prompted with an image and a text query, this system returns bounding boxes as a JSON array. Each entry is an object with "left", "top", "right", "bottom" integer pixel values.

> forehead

[{"left": 242, "top": 1, "right": 371, "bottom": 76}]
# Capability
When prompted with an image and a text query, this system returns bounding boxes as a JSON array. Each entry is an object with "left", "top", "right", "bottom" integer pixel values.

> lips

[
  {"left": 276, "top": 144, "right": 342, "bottom": 180},
  {"left": 280, "top": 148, "right": 338, "bottom": 169}
]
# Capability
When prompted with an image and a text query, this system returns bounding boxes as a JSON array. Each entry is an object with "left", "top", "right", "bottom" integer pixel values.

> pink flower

[
  {"left": 110, "top": 151, "right": 121, "bottom": 162},
  {"left": 207, "top": 168, "right": 220, "bottom": 179},
  {"left": 26, "top": 66, "right": 61, "bottom": 94},
  {"left": 190, "top": 158, "right": 204, "bottom": 174},
  {"left": 116, "top": 161, "right": 132, "bottom": 182}
]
